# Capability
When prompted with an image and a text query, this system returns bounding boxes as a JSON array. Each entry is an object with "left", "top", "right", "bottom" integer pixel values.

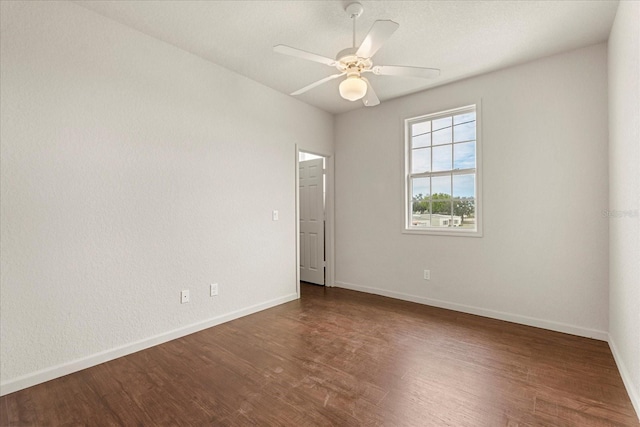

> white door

[{"left": 299, "top": 158, "right": 325, "bottom": 285}]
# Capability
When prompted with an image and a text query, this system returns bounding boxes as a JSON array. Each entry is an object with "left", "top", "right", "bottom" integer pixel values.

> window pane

[
  {"left": 432, "top": 199, "right": 452, "bottom": 216},
  {"left": 432, "top": 145, "right": 452, "bottom": 171},
  {"left": 411, "top": 212, "right": 431, "bottom": 228},
  {"left": 432, "top": 127, "right": 452, "bottom": 145},
  {"left": 431, "top": 175, "right": 451, "bottom": 197},
  {"left": 453, "top": 141, "right": 476, "bottom": 169},
  {"left": 411, "top": 177, "right": 430, "bottom": 200},
  {"left": 453, "top": 198, "right": 476, "bottom": 229},
  {"left": 412, "top": 121, "right": 431, "bottom": 136},
  {"left": 453, "top": 120, "right": 476, "bottom": 142},
  {"left": 411, "top": 148, "right": 430, "bottom": 173},
  {"left": 411, "top": 178, "right": 430, "bottom": 227},
  {"left": 453, "top": 112, "right": 476, "bottom": 125},
  {"left": 432, "top": 117, "right": 451, "bottom": 131},
  {"left": 412, "top": 132, "right": 430, "bottom": 148},
  {"left": 453, "top": 174, "right": 475, "bottom": 197}
]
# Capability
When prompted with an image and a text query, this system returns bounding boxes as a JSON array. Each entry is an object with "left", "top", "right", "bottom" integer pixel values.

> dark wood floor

[{"left": 1, "top": 283, "right": 638, "bottom": 426}]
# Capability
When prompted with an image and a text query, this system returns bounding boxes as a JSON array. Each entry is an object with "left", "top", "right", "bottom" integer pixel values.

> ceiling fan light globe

[{"left": 339, "top": 76, "right": 367, "bottom": 101}]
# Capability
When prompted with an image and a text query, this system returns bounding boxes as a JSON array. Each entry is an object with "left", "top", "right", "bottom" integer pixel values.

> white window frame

[{"left": 403, "top": 103, "right": 482, "bottom": 237}]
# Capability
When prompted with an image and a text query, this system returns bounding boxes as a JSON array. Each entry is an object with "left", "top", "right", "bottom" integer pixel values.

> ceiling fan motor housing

[{"left": 335, "top": 47, "right": 372, "bottom": 75}]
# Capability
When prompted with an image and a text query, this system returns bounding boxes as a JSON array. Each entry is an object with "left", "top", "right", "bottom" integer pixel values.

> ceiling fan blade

[
  {"left": 361, "top": 77, "right": 380, "bottom": 107},
  {"left": 274, "top": 45, "right": 336, "bottom": 66},
  {"left": 291, "top": 73, "right": 345, "bottom": 96},
  {"left": 372, "top": 65, "right": 440, "bottom": 79},
  {"left": 356, "top": 20, "right": 399, "bottom": 58}
]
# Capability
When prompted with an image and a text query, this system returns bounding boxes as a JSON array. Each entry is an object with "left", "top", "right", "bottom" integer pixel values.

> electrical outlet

[
  {"left": 181, "top": 290, "right": 190, "bottom": 303},
  {"left": 210, "top": 283, "right": 218, "bottom": 296},
  {"left": 423, "top": 270, "right": 431, "bottom": 280}
]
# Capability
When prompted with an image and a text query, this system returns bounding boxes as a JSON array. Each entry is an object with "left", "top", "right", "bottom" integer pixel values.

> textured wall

[
  {"left": 335, "top": 44, "right": 609, "bottom": 338},
  {"left": 0, "top": 1, "right": 332, "bottom": 389},
  {"left": 608, "top": 0, "right": 640, "bottom": 418}
]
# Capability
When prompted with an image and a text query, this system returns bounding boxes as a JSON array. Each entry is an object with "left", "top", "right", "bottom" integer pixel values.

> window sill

[{"left": 403, "top": 228, "right": 483, "bottom": 237}]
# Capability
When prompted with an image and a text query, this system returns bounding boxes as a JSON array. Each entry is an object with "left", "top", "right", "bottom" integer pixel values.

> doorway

[{"left": 295, "top": 147, "right": 334, "bottom": 296}]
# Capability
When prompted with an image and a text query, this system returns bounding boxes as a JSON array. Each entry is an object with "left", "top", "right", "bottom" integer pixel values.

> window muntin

[{"left": 405, "top": 105, "right": 480, "bottom": 235}]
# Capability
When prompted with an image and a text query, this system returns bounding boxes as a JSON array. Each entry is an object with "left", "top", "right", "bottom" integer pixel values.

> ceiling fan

[{"left": 274, "top": 2, "right": 440, "bottom": 107}]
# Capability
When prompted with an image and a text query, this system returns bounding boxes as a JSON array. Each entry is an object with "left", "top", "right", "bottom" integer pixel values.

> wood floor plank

[{"left": 1, "top": 283, "right": 638, "bottom": 426}]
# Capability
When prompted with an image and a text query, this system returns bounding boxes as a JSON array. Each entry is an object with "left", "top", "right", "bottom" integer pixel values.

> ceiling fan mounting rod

[
  {"left": 352, "top": 14, "right": 356, "bottom": 48},
  {"left": 345, "top": 2, "right": 364, "bottom": 48}
]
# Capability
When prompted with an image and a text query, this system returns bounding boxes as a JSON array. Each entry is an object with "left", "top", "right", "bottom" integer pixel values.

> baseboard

[
  {"left": 0, "top": 293, "right": 298, "bottom": 397},
  {"left": 334, "top": 281, "right": 609, "bottom": 341},
  {"left": 608, "top": 335, "right": 640, "bottom": 422}
]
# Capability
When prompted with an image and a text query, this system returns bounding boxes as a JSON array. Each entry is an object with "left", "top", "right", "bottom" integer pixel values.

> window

[{"left": 404, "top": 105, "right": 481, "bottom": 236}]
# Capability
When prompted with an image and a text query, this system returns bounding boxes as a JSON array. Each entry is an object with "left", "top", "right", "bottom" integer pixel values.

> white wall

[
  {"left": 335, "top": 44, "right": 609, "bottom": 339},
  {"left": 0, "top": 0, "right": 333, "bottom": 394},
  {"left": 608, "top": 0, "right": 640, "bottom": 418}
]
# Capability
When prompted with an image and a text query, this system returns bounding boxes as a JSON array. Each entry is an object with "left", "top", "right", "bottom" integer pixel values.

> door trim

[{"left": 295, "top": 145, "right": 335, "bottom": 298}]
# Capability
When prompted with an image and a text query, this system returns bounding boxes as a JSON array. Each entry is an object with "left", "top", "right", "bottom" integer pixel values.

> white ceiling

[{"left": 74, "top": 0, "right": 619, "bottom": 115}]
